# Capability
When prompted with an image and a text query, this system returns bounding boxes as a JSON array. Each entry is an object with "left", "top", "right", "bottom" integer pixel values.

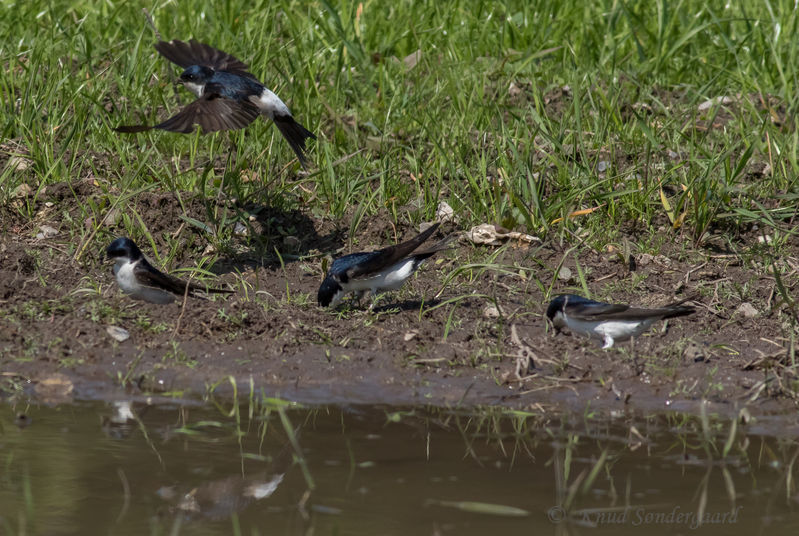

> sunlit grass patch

[{"left": 2, "top": 0, "right": 797, "bottom": 254}]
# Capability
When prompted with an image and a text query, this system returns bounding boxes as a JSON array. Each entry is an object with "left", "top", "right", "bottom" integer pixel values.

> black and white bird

[
  {"left": 115, "top": 39, "right": 315, "bottom": 167},
  {"left": 318, "top": 223, "right": 451, "bottom": 309},
  {"left": 106, "top": 237, "right": 232, "bottom": 304},
  {"left": 546, "top": 294, "right": 695, "bottom": 348}
]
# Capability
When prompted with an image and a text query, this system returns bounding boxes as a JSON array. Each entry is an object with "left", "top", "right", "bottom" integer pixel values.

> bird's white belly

[
  {"left": 114, "top": 261, "right": 141, "bottom": 294},
  {"left": 565, "top": 317, "right": 653, "bottom": 343},
  {"left": 335, "top": 259, "right": 418, "bottom": 307},
  {"left": 353, "top": 259, "right": 417, "bottom": 293},
  {"left": 252, "top": 89, "right": 290, "bottom": 119}
]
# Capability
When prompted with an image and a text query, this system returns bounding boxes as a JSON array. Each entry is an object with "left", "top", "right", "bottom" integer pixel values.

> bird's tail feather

[
  {"left": 661, "top": 295, "right": 697, "bottom": 317},
  {"left": 273, "top": 115, "right": 315, "bottom": 168},
  {"left": 662, "top": 304, "right": 695, "bottom": 318},
  {"left": 186, "top": 281, "right": 235, "bottom": 297},
  {"left": 414, "top": 234, "right": 457, "bottom": 257},
  {"left": 411, "top": 234, "right": 457, "bottom": 265}
]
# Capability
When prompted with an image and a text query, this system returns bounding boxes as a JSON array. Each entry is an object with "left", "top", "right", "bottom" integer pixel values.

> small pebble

[
  {"left": 106, "top": 325, "right": 130, "bottom": 342},
  {"left": 234, "top": 222, "right": 248, "bottom": 236},
  {"left": 7, "top": 155, "right": 31, "bottom": 172},
  {"left": 36, "top": 225, "right": 58, "bottom": 240},
  {"left": 736, "top": 302, "right": 758, "bottom": 318},
  {"left": 283, "top": 235, "right": 301, "bottom": 249},
  {"left": 483, "top": 305, "right": 500, "bottom": 319}
]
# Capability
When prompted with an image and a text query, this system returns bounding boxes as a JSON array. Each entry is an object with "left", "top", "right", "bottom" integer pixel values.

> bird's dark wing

[
  {"left": 155, "top": 92, "right": 260, "bottom": 134},
  {"left": 565, "top": 301, "right": 632, "bottom": 320},
  {"left": 569, "top": 301, "right": 694, "bottom": 321},
  {"left": 134, "top": 262, "right": 233, "bottom": 296},
  {"left": 346, "top": 223, "right": 441, "bottom": 279},
  {"left": 155, "top": 39, "right": 257, "bottom": 79},
  {"left": 133, "top": 262, "right": 193, "bottom": 296},
  {"left": 115, "top": 88, "right": 260, "bottom": 135}
]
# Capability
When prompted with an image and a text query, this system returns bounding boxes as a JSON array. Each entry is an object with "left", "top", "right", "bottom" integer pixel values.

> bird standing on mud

[
  {"left": 106, "top": 237, "right": 232, "bottom": 304},
  {"left": 318, "top": 223, "right": 451, "bottom": 309},
  {"left": 115, "top": 39, "right": 315, "bottom": 167},
  {"left": 546, "top": 294, "right": 695, "bottom": 348}
]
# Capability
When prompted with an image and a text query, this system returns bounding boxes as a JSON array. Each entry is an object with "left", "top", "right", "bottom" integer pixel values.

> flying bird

[
  {"left": 318, "top": 223, "right": 451, "bottom": 309},
  {"left": 106, "top": 237, "right": 232, "bottom": 304},
  {"left": 546, "top": 294, "right": 695, "bottom": 348},
  {"left": 115, "top": 39, "right": 315, "bottom": 167}
]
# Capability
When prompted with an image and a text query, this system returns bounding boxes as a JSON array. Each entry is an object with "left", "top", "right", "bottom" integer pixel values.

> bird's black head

[
  {"left": 546, "top": 294, "right": 569, "bottom": 321},
  {"left": 106, "top": 237, "right": 142, "bottom": 261},
  {"left": 179, "top": 65, "right": 214, "bottom": 84},
  {"left": 317, "top": 276, "right": 342, "bottom": 307}
]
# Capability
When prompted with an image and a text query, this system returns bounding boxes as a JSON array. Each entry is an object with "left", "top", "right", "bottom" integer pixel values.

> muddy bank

[{"left": 1, "top": 183, "right": 798, "bottom": 421}]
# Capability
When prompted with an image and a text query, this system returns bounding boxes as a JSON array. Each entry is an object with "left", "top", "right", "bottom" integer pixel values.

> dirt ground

[{"left": 2, "top": 180, "right": 798, "bottom": 421}]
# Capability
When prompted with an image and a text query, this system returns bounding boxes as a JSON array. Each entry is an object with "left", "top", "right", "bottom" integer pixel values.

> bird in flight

[{"left": 115, "top": 39, "right": 315, "bottom": 167}]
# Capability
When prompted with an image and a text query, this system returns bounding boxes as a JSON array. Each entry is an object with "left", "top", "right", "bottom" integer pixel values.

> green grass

[{"left": 1, "top": 0, "right": 797, "bottom": 260}]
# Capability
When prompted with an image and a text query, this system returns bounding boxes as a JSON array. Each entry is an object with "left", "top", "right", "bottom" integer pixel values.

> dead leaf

[
  {"left": 403, "top": 49, "right": 421, "bottom": 70},
  {"left": 466, "top": 224, "right": 540, "bottom": 246},
  {"left": 436, "top": 200, "right": 455, "bottom": 223},
  {"left": 550, "top": 205, "right": 604, "bottom": 224},
  {"left": 698, "top": 95, "right": 736, "bottom": 112}
]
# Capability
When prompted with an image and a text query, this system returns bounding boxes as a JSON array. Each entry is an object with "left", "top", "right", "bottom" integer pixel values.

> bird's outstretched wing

[
  {"left": 155, "top": 39, "right": 256, "bottom": 79},
  {"left": 115, "top": 88, "right": 259, "bottom": 135}
]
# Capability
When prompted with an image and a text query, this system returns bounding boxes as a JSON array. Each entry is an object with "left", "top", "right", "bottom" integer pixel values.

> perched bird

[
  {"left": 106, "top": 237, "right": 232, "bottom": 304},
  {"left": 546, "top": 294, "right": 695, "bottom": 348},
  {"left": 115, "top": 39, "right": 315, "bottom": 167},
  {"left": 318, "top": 223, "right": 451, "bottom": 309}
]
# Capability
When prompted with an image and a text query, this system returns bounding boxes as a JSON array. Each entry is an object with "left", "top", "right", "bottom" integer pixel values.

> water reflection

[{"left": 1, "top": 399, "right": 798, "bottom": 535}]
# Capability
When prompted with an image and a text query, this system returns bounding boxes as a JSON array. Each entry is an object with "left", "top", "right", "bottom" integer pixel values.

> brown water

[{"left": 1, "top": 400, "right": 798, "bottom": 535}]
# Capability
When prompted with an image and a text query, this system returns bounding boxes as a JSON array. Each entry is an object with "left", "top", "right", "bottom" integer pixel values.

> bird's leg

[
  {"left": 227, "top": 132, "right": 239, "bottom": 172},
  {"left": 365, "top": 291, "right": 382, "bottom": 312},
  {"left": 368, "top": 297, "right": 379, "bottom": 312},
  {"left": 329, "top": 291, "right": 345, "bottom": 309},
  {"left": 602, "top": 334, "right": 615, "bottom": 349},
  {"left": 353, "top": 290, "right": 368, "bottom": 308},
  {"left": 631, "top": 336, "right": 644, "bottom": 375}
]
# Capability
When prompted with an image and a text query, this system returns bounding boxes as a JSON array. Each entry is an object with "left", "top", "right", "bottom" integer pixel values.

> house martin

[
  {"left": 546, "top": 294, "right": 695, "bottom": 348},
  {"left": 318, "top": 223, "right": 451, "bottom": 309},
  {"left": 115, "top": 39, "right": 315, "bottom": 167},
  {"left": 106, "top": 237, "right": 232, "bottom": 304}
]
